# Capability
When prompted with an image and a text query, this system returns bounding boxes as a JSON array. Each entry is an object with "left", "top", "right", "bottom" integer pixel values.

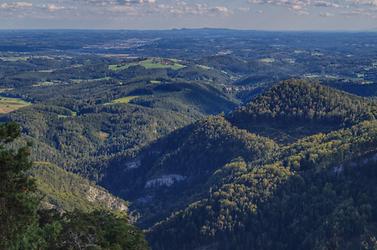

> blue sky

[{"left": 0, "top": 0, "right": 376, "bottom": 30}]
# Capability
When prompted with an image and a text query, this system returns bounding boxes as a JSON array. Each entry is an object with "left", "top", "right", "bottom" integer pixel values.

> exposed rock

[
  {"left": 125, "top": 159, "right": 141, "bottom": 170},
  {"left": 145, "top": 175, "right": 186, "bottom": 188},
  {"left": 86, "top": 186, "right": 128, "bottom": 212}
]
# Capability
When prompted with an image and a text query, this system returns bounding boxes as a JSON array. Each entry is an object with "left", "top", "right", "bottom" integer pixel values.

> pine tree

[{"left": 0, "top": 122, "right": 41, "bottom": 249}]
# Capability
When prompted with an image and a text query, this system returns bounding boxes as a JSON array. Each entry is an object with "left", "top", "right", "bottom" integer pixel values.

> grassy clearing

[
  {"left": 111, "top": 96, "right": 141, "bottom": 104},
  {"left": 0, "top": 97, "right": 31, "bottom": 113},
  {"left": 57, "top": 111, "right": 77, "bottom": 119},
  {"left": 109, "top": 58, "right": 185, "bottom": 71},
  {"left": 109, "top": 64, "right": 127, "bottom": 71},
  {"left": 259, "top": 58, "right": 275, "bottom": 64},
  {"left": 38, "top": 69, "right": 54, "bottom": 73},
  {"left": 150, "top": 80, "right": 162, "bottom": 84}
]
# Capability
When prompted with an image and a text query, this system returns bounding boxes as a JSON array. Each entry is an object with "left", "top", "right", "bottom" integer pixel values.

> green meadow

[{"left": 111, "top": 96, "right": 141, "bottom": 104}]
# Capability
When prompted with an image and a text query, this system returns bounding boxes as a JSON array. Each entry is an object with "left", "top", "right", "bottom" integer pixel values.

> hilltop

[{"left": 228, "top": 79, "right": 377, "bottom": 143}]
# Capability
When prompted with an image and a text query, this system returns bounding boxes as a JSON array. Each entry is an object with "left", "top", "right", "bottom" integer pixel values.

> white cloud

[
  {"left": 0, "top": 1, "right": 32, "bottom": 9},
  {"left": 146, "top": 1, "right": 232, "bottom": 16},
  {"left": 248, "top": 0, "right": 377, "bottom": 17},
  {"left": 46, "top": 3, "right": 65, "bottom": 12}
]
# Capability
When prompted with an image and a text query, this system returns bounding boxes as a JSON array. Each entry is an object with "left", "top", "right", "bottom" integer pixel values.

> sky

[{"left": 0, "top": 0, "right": 376, "bottom": 30}]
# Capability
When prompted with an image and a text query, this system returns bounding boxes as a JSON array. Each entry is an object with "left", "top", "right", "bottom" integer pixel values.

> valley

[{"left": 1, "top": 30, "right": 377, "bottom": 249}]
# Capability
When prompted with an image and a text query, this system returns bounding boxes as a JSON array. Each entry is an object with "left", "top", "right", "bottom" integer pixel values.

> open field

[
  {"left": 150, "top": 80, "right": 162, "bottom": 84},
  {"left": 0, "top": 97, "right": 31, "bottom": 113},
  {"left": 111, "top": 96, "right": 141, "bottom": 104}
]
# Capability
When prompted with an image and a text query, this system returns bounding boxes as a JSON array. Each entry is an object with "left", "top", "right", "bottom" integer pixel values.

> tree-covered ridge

[
  {"left": 0, "top": 122, "right": 149, "bottom": 250},
  {"left": 281, "top": 120, "right": 377, "bottom": 171},
  {"left": 103, "top": 116, "right": 278, "bottom": 227},
  {"left": 7, "top": 103, "right": 194, "bottom": 180},
  {"left": 139, "top": 115, "right": 278, "bottom": 176},
  {"left": 232, "top": 79, "right": 377, "bottom": 124},
  {"left": 4, "top": 59, "right": 238, "bottom": 180},
  {"left": 148, "top": 120, "right": 377, "bottom": 250},
  {"left": 228, "top": 79, "right": 377, "bottom": 143}
]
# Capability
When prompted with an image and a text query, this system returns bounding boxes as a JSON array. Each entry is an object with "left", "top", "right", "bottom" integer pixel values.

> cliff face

[{"left": 86, "top": 186, "right": 128, "bottom": 212}]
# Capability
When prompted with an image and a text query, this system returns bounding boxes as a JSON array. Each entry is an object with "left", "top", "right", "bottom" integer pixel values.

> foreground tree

[
  {"left": 0, "top": 122, "right": 42, "bottom": 249},
  {"left": 0, "top": 122, "right": 149, "bottom": 249}
]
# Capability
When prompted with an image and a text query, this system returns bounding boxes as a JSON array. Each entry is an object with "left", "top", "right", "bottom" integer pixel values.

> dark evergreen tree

[{"left": 0, "top": 122, "right": 42, "bottom": 249}]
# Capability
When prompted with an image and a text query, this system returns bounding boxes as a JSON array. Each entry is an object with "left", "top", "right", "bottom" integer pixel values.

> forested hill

[
  {"left": 228, "top": 79, "right": 377, "bottom": 143},
  {"left": 99, "top": 80, "right": 377, "bottom": 229},
  {"left": 148, "top": 120, "right": 377, "bottom": 250},
  {"left": 138, "top": 81, "right": 377, "bottom": 250},
  {"left": 101, "top": 116, "right": 278, "bottom": 226},
  {"left": 230, "top": 79, "right": 377, "bottom": 125}
]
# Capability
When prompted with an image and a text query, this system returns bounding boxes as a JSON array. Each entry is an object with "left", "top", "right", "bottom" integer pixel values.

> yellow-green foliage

[
  {"left": 31, "top": 162, "right": 128, "bottom": 213},
  {"left": 111, "top": 95, "right": 141, "bottom": 104}
]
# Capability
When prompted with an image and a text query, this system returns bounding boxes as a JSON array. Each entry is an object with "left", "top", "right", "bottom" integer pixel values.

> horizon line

[{"left": 0, "top": 27, "right": 376, "bottom": 33}]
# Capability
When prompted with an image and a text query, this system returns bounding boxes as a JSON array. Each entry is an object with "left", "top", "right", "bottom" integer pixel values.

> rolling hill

[{"left": 228, "top": 79, "right": 377, "bottom": 143}]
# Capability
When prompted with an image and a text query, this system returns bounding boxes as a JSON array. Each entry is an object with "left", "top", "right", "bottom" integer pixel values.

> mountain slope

[
  {"left": 148, "top": 120, "right": 377, "bottom": 250},
  {"left": 102, "top": 116, "right": 278, "bottom": 226},
  {"left": 31, "top": 162, "right": 128, "bottom": 213}
]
